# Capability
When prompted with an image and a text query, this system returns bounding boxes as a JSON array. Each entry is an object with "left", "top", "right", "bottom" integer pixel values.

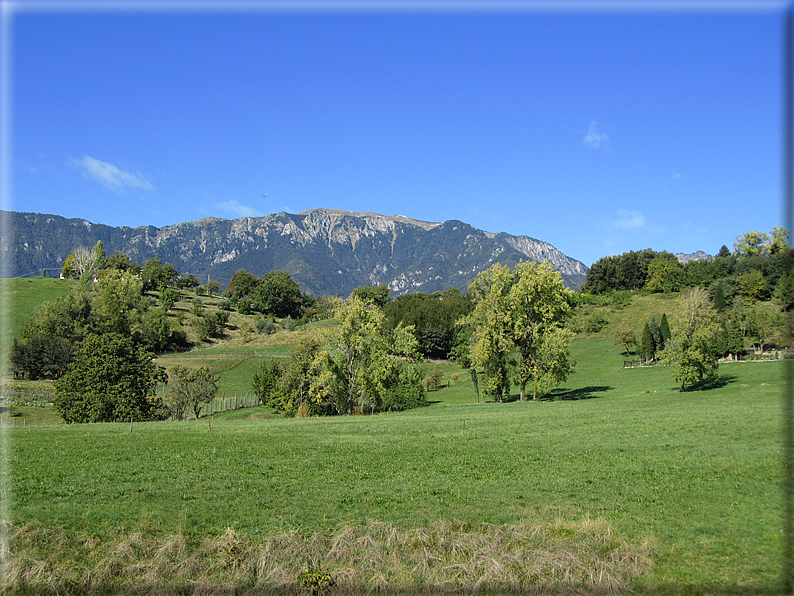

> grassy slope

[
  {"left": 8, "top": 344, "right": 785, "bottom": 591},
  {"left": 1, "top": 277, "right": 75, "bottom": 341},
  {"left": 3, "top": 280, "right": 788, "bottom": 590}
]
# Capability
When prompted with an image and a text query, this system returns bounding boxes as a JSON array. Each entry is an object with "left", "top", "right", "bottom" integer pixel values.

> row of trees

[{"left": 582, "top": 229, "right": 794, "bottom": 305}]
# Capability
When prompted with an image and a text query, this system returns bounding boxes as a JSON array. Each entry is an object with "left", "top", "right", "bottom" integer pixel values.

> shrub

[
  {"left": 238, "top": 299, "right": 253, "bottom": 315},
  {"left": 584, "top": 311, "right": 609, "bottom": 333},
  {"left": 424, "top": 368, "right": 443, "bottom": 391},
  {"left": 256, "top": 317, "right": 276, "bottom": 335},
  {"left": 218, "top": 298, "right": 233, "bottom": 311}
]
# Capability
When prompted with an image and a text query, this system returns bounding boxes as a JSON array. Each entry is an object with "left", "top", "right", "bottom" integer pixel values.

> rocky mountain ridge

[{"left": 4, "top": 208, "right": 588, "bottom": 296}]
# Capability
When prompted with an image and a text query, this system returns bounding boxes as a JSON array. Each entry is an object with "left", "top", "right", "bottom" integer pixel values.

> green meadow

[
  {"left": 6, "top": 341, "right": 787, "bottom": 593},
  {"left": 2, "top": 279, "right": 788, "bottom": 593}
]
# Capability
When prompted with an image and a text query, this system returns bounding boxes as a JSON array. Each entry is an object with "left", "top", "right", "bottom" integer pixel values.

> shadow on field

[
  {"left": 683, "top": 374, "right": 737, "bottom": 392},
  {"left": 545, "top": 385, "right": 612, "bottom": 401}
]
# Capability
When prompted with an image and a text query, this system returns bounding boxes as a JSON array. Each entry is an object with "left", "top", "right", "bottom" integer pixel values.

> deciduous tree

[
  {"left": 664, "top": 288, "right": 720, "bottom": 391},
  {"left": 53, "top": 333, "right": 166, "bottom": 423},
  {"left": 167, "top": 365, "right": 219, "bottom": 420},
  {"left": 509, "top": 261, "right": 575, "bottom": 401}
]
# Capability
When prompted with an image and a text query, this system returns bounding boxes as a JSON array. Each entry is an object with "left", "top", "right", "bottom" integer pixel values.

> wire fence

[{"left": 198, "top": 393, "right": 261, "bottom": 417}]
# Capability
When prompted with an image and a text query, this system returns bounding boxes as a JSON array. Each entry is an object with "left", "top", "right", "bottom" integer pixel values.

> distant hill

[{"left": 2, "top": 208, "right": 588, "bottom": 296}]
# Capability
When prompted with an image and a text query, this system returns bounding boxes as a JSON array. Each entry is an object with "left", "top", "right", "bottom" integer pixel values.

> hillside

[{"left": 3, "top": 208, "right": 588, "bottom": 296}]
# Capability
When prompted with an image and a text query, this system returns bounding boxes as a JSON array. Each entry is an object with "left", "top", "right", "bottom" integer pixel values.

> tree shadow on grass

[
  {"left": 498, "top": 386, "right": 613, "bottom": 402},
  {"left": 543, "top": 386, "right": 613, "bottom": 401},
  {"left": 682, "top": 374, "right": 737, "bottom": 392}
]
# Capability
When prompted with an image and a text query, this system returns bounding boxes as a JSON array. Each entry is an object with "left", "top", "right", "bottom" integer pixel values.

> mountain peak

[{"left": 5, "top": 209, "right": 588, "bottom": 295}]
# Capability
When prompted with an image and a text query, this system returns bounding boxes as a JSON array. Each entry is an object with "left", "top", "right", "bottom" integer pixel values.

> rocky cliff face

[{"left": 4, "top": 208, "right": 588, "bottom": 296}]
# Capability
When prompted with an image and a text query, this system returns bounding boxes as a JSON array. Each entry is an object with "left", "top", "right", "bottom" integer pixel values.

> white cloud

[
  {"left": 73, "top": 156, "right": 153, "bottom": 191},
  {"left": 215, "top": 199, "right": 262, "bottom": 218},
  {"left": 612, "top": 209, "right": 646, "bottom": 229},
  {"left": 581, "top": 121, "right": 611, "bottom": 150},
  {"left": 672, "top": 172, "right": 682, "bottom": 180}
]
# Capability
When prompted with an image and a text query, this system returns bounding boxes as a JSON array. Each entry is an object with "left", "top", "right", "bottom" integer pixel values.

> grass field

[
  {"left": 2, "top": 279, "right": 789, "bottom": 593},
  {"left": 1, "top": 277, "right": 75, "bottom": 341},
  {"left": 5, "top": 339, "right": 787, "bottom": 593}
]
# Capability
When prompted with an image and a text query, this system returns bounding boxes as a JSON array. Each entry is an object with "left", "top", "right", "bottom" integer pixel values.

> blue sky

[{"left": 4, "top": 1, "right": 787, "bottom": 267}]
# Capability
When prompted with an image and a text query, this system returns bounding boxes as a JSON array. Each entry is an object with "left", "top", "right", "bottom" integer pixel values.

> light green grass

[
  {"left": 8, "top": 347, "right": 786, "bottom": 591},
  {"left": 1, "top": 277, "right": 75, "bottom": 340}
]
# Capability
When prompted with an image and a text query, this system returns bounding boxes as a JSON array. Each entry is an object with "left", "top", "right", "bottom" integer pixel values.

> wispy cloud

[
  {"left": 612, "top": 209, "right": 646, "bottom": 229},
  {"left": 581, "top": 121, "right": 611, "bottom": 150},
  {"left": 215, "top": 199, "right": 263, "bottom": 218},
  {"left": 672, "top": 171, "right": 682, "bottom": 180},
  {"left": 72, "top": 156, "right": 153, "bottom": 191}
]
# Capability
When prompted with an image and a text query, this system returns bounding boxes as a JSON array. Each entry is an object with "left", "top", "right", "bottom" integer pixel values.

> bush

[
  {"left": 238, "top": 299, "right": 253, "bottom": 315},
  {"left": 218, "top": 298, "right": 233, "bottom": 311},
  {"left": 424, "top": 368, "right": 444, "bottom": 391},
  {"left": 381, "top": 384, "right": 427, "bottom": 411},
  {"left": 584, "top": 311, "right": 609, "bottom": 333},
  {"left": 256, "top": 317, "right": 276, "bottom": 335}
]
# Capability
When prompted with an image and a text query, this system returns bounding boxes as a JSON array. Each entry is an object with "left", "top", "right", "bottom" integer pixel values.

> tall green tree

[
  {"left": 254, "top": 270, "right": 303, "bottom": 318},
  {"left": 350, "top": 284, "right": 391, "bottom": 307},
  {"left": 53, "top": 333, "right": 166, "bottom": 423},
  {"left": 320, "top": 297, "right": 393, "bottom": 414},
  {"left": 649, "top": 316, "right": 663, "bottom": 354},
  {"left": 664, "top": 288, "right": 720, "bottom": 391},
  {"left": 464, "top": 263, "right": 515, "bottom": 401},
  {"left": 747, "top": 301, "right": 784, "bottom": 354},
  {"left": 659, "top": 313, "right": 672, "bottom": 345},
  {"left": 509, "top": 260, "right": 575, "bottom": 401},
  {"left": 639, "top": 322, "right": 654, "bottom": 362}
]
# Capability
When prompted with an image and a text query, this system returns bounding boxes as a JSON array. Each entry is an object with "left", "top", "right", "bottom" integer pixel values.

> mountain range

[{"left": 3, "top": 208, "right": 588, "bottom": 297}]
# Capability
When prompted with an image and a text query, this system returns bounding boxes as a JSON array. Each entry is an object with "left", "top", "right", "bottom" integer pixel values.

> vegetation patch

[{"left": 3, "top": 519, "right": 651, "bottom": 594}]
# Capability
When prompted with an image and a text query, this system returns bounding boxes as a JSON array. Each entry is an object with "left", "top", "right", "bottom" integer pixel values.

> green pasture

[
  {"left": 7, "top": 346, "right": 787, "bottom": 592},
  {"left": 1, "top": 277, "right": 75, "bottom": 340}
]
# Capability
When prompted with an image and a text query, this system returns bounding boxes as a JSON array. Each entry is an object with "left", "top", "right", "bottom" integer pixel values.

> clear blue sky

[{"left": 4, "top": 1, "right": 787, "bottom": 267}]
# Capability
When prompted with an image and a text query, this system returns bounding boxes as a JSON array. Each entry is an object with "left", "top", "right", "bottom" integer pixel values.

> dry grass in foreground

[{"left": 2, "top": 518, "right": 652, "bottom": 595}]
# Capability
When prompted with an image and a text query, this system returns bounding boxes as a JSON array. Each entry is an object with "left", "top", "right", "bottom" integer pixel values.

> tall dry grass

[{"left": 2, "top": 518, "right": 651, "bottom": 595}]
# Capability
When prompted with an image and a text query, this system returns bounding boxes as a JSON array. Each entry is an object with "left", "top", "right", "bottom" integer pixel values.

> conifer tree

[
  {"left": 649, "top": 316, "right": 663, "bottom": 354},
  {"left": 659, "top": 313, "right": 672, "bottom": 345},
  {"left": 640, "top": 322, "right": 654, "bottom": 362}
]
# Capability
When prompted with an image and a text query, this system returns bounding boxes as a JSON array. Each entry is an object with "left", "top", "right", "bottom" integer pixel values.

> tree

[
  {"left": 228, "top": 269, "right": 259, "bottom": 300},
  {"left": 464, "top": 263, "right": 515, "bottom": 401},
  {"left": 160, "top": 288, "right": 181, "bottom": 312},
  {"left": 659, "top": 313, "right": 672, "bottom": 344},
  {"left": 141, "top": 258, "right": 179, "bottom": 292},
  {"left": 350, "top": 284, "right": 391, "bottom": 307},
  {"left": 167, "top": 365, "right": 219, "bottom": 420},
  {"left": 645, "top": 257, "right": 683, "bottom": 293},
  {"left": 321, "top": 297, "right": 392, "bottom": 414},
  {"left": 253, "top": 270, "right": 303, "bottom": 318},
  {"left": 276, "top": 334, "right": 328, "bottom": 415},
  {"left": 649, "top": 316, "right": 663, "bottom": 354},
  {"left": 664, "top": 288, "right": 720, "bottom": 391},
  {"left": 53, "top": 333, "right": 166, "bottom": 423},
  {"left": 734, "top": 230, "right": 771, "bottom": 258},
  {"left": 62, "top": 241, "right": 105, "bottom": 283},
  {"left": 639, "top": 322, "right": 654, "bottom": 362},
  {"left": 747, "top": 301, "right": 784, "bottom": 354},
  {"left": 509, "top": 261, "right": 575, "bottom": 401},
  {"left": 738, "top": 269, "right": 768, "bottom": 301},
  {"left": 252, "top": 359, "right": 282, "bottom": 408},
  {"left": 614, "top": 327, "right": 636, "bottom": 356},
  {"left": 176, "top": 274, "right": 200, "bottom": 290}
]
